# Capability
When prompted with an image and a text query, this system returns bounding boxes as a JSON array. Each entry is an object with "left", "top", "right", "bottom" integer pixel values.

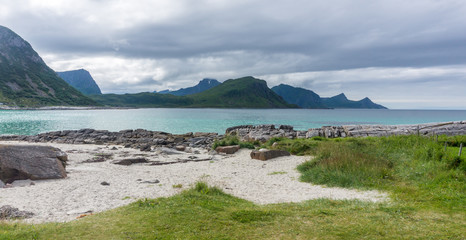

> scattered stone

[
  {"left": 0, "top": 205, "right": 34, "bottom": 219},
  {"left": 250, "top": 149, "right": 291, "bottom": 161},
  {"left": 111, "top": 146, "right": 118, "bottom": 150},
  {"left": 11, "top": 179, "right": 35, "bottom": 187},
  {"left": 0, "top": 145, "right": 67, "bottom": 183},
  {"left": 175, "top": 145, "right": 186, "bottom": 151},
  {"left": 100, "top": 181, "right": 110, "bottom": 186},
  {"left": 66, "top": 209, "right": 93, "bottom": 215},
  {"left": 140, "top": 179, "right": 160, "bottom": 184},
  {"left": 215, "top": 145, "right": 240, "bottom": 154},
  {"left": 112, "top": 158, "right": 148, "bottom": 166}
]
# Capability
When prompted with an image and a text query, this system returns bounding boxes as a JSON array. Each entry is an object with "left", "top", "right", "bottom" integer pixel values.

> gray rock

[
  {"left": 100, "top": 181, "right": 110, "bottom": 186},
  {"left": 112, "top": 158, "right": 148, "bottom": 166},
  {"left": 0, "top": 180, "right": 4, "bottom": 188},
  {"left": 250, "top": 149, "right": 291, "bottom": 161},
  {"left": 156, "top": 147, "right": 185, "bottom": 155},
  {"left": 11, "top": 179, "right": 35, "bottom": 187},
  {"left": 215, "top": 145, "right": 240, "bottom": 154},
  {"left": 175, "top": 145, "right": 186, "bottom": 151},
  {"left": 0, "top": 145, "right": 67, "bottom": 183},
  {"left": 0, "top": 205, "right": 34, "bottom": 219},
  {"left": 140, "top": 179, "right": 160, "bottom": 184}
]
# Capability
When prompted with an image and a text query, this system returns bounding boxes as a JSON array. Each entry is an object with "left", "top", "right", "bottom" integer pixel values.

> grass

[
  {"left": 1, "top": 135, "right": 465, "bottom": 239},
  {"left": 212, "top": 135, "right": 256, "bottom": 150}
]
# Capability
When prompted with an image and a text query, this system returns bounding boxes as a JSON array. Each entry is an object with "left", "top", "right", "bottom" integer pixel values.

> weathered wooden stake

[
  {"left": 459, "top": 143, "right": 463, "bottom": 157},
  {"left": 444, "top": 142, "right": 447, "bottom": 151},
  {"left": 417, "top": 126, "right": 420, "bottom": 136}
]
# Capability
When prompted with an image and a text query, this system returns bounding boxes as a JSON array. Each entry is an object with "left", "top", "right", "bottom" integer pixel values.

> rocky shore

[
  {"left": 0, "top": 121, "right": 464, "bottom": 149},
  {"left": 226, "top": 121, "right": 466, "bottom": 142},
  {"left": 0, "top": 129, "right": 219, "bottom": 150}
]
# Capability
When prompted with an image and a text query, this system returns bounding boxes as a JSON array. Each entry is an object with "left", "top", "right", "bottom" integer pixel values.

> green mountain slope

[
  {"left": 156, "top": 78, "right": 221, "bottom": 96},
  {"left": 189, "top": 76, "right": 296, "bottom": 108},
  {"left": 271, "top": 84, "right": 326, "bottom": 108},
  {"left": 322, "top": 93, "right": 387, "bottom": 109},
  {"left": 90, "top": 92, "right": 193, "bottom": 107},
  {"left": 0, "top": 25, "right": 96, "bottom": 107},
  {"left": 57, "top": 69, "right": 102, "bottom": 95},
  {"left": 272, "top": 84, "right": 387, "bottom": 109},
  {"left": 92, "top": 76, "right": 297, "bottom": 108}
]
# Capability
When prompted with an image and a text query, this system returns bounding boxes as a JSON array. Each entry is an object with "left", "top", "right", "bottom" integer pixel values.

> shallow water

[{"left": 1, "top": 108, "right": 465, "bottom": 135}]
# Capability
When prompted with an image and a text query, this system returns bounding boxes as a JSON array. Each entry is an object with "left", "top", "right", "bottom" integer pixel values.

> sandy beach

[{"left": 0, "top": 141, "right": 387, "bottom": 223}]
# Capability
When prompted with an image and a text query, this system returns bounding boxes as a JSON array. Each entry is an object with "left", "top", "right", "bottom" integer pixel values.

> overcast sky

[{"left": 1, "top": 0, "right": 465, "bottom": 109}]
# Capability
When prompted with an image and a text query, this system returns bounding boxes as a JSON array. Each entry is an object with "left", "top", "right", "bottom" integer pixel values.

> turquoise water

[{"left": 1, "top": 108, "right": 466, "bottom": 135}]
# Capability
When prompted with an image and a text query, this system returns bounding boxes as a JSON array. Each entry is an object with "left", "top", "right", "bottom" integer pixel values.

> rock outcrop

[
  {"left": 226, "top": 121, "right": 466, "bottom": 142},
  {"left": 0, "top": 129, "right": 219, "bottom": 150},
  {"left": 0, "top": 145, "right": 67, "bottom": 183}
]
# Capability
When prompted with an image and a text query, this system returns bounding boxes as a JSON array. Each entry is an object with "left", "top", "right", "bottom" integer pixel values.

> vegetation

[
  {"left": 1, "top": 135, "right": 464, "bottom": 239},
  {"left": 91, "top": 77, "right": 298, "bottom": 108},
  {"left": 212, "top": 135, "right": 256, "bottom": 149}
]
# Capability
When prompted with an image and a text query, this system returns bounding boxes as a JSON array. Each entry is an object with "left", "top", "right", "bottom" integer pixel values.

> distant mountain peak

[
  {"left": 331, "top": 93, "right": 348, "bottom": 100},
  {"left": 156, "top": 78, "right": 221, "bottom": 96},
  {"left": 57, "top": 69, "right": 102, "bottom": 95}
]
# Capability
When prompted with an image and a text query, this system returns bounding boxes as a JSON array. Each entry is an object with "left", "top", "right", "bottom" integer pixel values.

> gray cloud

[{"left": 1, "top": 0, "right": 465, "bottom": 109}]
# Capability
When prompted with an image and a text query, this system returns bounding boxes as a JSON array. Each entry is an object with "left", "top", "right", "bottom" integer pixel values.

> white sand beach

[{"left": 0, "top": 141, "right": 387, "bottom": 223}]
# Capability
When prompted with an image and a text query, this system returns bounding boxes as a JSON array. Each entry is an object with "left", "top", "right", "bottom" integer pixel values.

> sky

[{"left": 1, "top": 0, "right": 465, "bottom": 109}]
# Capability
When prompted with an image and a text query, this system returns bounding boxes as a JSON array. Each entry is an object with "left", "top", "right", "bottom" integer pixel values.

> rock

[
  {"left": 66, "top": 209, "right": 93, "bottom": 215},
  {"left": 100, "top": 181, "right": 110, "bottom": 186},
  {"left": 0, "top": 145, "right": 67, "bottom": 183},
  {"left": 11, "top": 179, "right": 35, "bottom": 187},
  {"left": 140, "top": 179, "right": 160, "bottom": 184},
  {"left": 0, "top": 180, "right": 4, "bottom": 188},
  {"left": 250, "top": 149, "right": 290, "bottom": 161},
  {"left": 112, "top": 158, "right": 148, "bottom": 166},
  {"left": 175, "top": 145, "right": 186, "bottom": 151},
  {"left": 0, "top": 205, "right": 34, "bottom": 219},
  {"left": 215, "top": 145, "right": 240, "bottom": 154},
  {"left": 140, "top": 144, "right": 152, "bottom": 152},
  {"left": 156, "top": 147, "right": 185, "bottom": 155}
]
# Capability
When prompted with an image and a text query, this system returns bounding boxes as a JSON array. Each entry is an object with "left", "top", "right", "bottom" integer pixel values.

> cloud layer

[{"left": 1, "top": 0, "right": 465, "bottom": 109}]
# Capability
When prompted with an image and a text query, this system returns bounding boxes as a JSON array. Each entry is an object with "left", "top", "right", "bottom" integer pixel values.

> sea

[{"left": 1, "top": 108, "right": 466, "bottom": 136}]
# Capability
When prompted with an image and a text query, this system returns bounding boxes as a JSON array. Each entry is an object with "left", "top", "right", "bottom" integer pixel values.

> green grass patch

[
  {"left": 212, "top": 135, "right": 256, "bottom": 150},
  {"left": 1, "top": 182, "right": 464, "bottom": 239}
]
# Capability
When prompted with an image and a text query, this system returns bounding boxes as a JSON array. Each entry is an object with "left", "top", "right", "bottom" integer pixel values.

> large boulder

[
  {"left": 0, "top": 145, "right": 67, "bottom": 183},
  {"left": 250, "top": 149, "right": 290, "bottom": 161}
]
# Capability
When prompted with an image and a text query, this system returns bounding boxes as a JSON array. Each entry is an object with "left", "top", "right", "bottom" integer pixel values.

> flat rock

[
  {"left": 112, "top": 158, "right": 148, "bottom": 166},
  {"left": 215, "top": 145, "right": 240, "bottom": 154},
  {"left": 0, "top": 145, "right": 67, "bottom": 183},
  {"left": 250, "top": 149, "right": 290, "bottom": 161},
  {"left": 0, "top": 205, "right": 34, "bottom": 219}
]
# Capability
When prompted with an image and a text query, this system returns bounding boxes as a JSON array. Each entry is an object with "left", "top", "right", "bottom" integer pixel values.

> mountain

[
  {"left": 156, "top": 78, "right": 221, "bottom": 96},
  {"left": 0, "top": 25, "right": 96, "bottom": 107},
  {"left": 271, "top": 84, "right": 325, "bottom": 108},
  {"left": 322, "top": 93, "right": 387, "bottom": 109},
  {"left": 92, "top": 76, "right": 297, "bottom": 108},
  {"left": 272, "top": 84, "right": 387, "bottom": 109},
  {"left": 189, "top": 76, "right": 296, "bottom": 108},
  {"left": 57, "top": 69, "right": 102, "bottom": 95}
]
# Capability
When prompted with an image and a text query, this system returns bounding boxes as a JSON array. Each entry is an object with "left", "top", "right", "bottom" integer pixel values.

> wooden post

[
  {"left": 459, "top": 143, "right": 463, "bottom": 157},
  {"left": 417, "top": 126, "right": 420, "bottom": 136},
  {"left": 435, "top": 135, "right": 438, "bottom": 142},
  {"left": 444, "top": 142, "right": 447, "bottom": 151}
]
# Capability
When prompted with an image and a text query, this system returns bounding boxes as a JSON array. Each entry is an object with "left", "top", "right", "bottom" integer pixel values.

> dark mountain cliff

[{"left": 0, "top": 25, "right": 96, "bottom": 107}]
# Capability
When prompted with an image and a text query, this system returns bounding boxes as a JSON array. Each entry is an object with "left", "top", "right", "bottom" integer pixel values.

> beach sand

[{"left": 0, "top": 141, "right": 387, "bottom": 223}]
